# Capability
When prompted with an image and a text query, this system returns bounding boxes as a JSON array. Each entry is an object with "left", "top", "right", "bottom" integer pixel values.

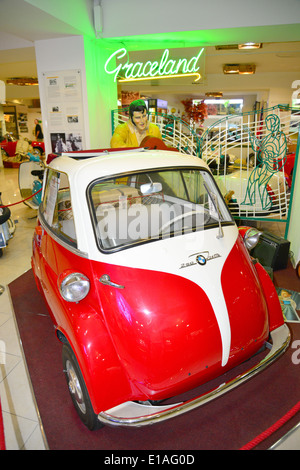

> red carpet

[{"left": 8, "top": 268, "right": 300, "bottom": 450}]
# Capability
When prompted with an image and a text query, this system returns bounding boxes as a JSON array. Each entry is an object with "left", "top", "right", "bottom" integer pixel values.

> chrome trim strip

[
  {"left": 98, "top": 324, "right": 290, "bottom": 427},
  {"left": 269, "top": 421, "right": 300, "bottom": 450}
]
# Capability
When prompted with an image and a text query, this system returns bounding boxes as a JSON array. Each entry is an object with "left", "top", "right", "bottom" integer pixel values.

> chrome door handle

[{"left": 99, "top": 274, "right": 124, "bottom": 289}]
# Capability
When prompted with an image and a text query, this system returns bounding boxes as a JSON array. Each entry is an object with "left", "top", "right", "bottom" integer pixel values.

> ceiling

[{"left": 1, "top": 0, "right": 300, "bottom": 103}]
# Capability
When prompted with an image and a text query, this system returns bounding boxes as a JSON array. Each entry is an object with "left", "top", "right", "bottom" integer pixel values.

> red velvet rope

[
  {"left": 240, "top": 400, "right": 300, "bottom": 450},
  {"left": 0, "top": 188, "right": 42, "bottom": 208},
  {"left": 0, "top": 396, "right": 5, "bottom": 450}
]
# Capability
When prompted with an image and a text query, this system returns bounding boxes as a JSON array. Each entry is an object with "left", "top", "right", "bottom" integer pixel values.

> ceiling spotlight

[
  {"left": 205, "top": 92, "right": 223, "bottom": 98},
  {"left": 238, "top": 64, "right": 256, "bottom": 74},
  {"left": 215, "top": 44, "right": 239, "bottom": 50},
  {"left": 6, "top": 77, "right": 39, "bottom": 86},
  {"left": 238, "top": 43, "right": 262, "bottom": 50},
  {"left": 223, "top": 64, "right": 256, "bottom": 75},
  {"left": 223, "top": 64, "right": 240, "bottom": 74}
]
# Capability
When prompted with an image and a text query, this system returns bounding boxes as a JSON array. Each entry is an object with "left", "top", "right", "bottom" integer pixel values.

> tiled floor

[
  {"left": 0, "top": 165, "right": 298, "bottom": 450},
  {"left": 0, "top": 166, "right": 47, "bottom": 450}
]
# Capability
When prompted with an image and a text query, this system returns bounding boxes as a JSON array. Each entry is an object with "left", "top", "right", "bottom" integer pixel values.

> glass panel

[
  {"left": 41, "top": 169, "right": 77, "bottom": 247},
  {"left": 89, "top": 168, "right": 233, "bottom": 252}
]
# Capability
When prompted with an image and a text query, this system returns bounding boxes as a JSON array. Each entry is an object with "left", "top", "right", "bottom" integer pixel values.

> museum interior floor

[{"left": 0, "top": 166, "right": 299, "bottom": 450}]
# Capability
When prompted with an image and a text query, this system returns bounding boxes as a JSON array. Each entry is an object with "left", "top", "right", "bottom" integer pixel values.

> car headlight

[
  {"left": 59, "top": 272, "right": 90, "bottom": 302},
  {"left": 243, "top": 228, "right": 262, "bottom": 251}
]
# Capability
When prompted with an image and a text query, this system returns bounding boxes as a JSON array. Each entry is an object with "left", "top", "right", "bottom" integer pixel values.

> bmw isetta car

[{"left": 31, "top": 147, "right": 290, "bottom": 430}]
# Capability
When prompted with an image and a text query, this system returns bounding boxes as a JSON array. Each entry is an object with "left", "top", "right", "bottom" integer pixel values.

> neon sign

[{"left": 104, "top": 48, "right": 204, "bottom": 83}]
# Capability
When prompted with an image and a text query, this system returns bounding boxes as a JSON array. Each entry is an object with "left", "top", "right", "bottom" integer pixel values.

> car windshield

[{"left": 88, "top": 167, "right": 234, "bottom": 251}]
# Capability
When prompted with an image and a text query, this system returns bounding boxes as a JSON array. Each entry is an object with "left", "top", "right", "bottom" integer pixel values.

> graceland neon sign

[{"left": 104, "top": 48, "right": 204, "bottom": 83}]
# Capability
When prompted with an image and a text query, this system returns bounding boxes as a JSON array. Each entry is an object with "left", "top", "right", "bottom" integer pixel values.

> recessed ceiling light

[
  {"left": 238, "top": 43, "right": 262, "bottom": 50},
  {"left": 215, "top": 44, "right": 239, "bottom": 50},
  {"left": 223, "top": 64, "right": 240, "bottom": 74},
  {"left": 223, "top": 64, "right": 256, "bottom": 74},
  {"left": 6, "top": 77, "right": 38, "bottom": 86},
  {"left": 205, "top": 92, "right": 223, "bottom": 98},
  {"left": 238, "top": 64, "right": 256, "bottom": 74}
]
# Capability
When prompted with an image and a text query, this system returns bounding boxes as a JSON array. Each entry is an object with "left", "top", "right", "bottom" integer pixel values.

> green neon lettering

[
  {"left": 149, "top": 61, "right": 159, "bottom": 77},
  {"left": 158, "top": 49, "right": 169, "bottom": 74},
  {"left": 104, "top": 48, "right": 128, "bottom": 82},
  {"left": 104, "top": 47, "right": 204, "bottom": 81},
  {"left": 164, "top": 59, "right": 177, "bottom": 75},
  {"left": 142, "top": 60, "right": 152, "bottom": 76},
  {"left": 122, "top": 62, "right": 133, "bottom": 78},
  {"left": 186, "top": 48, "right": 204, "bottom": 73},
  {"left": 130, "top": 61, "right": 143, "bottom": 78},
  {"left": 175, "top": 58, "right": 188, "bottom": 74}
]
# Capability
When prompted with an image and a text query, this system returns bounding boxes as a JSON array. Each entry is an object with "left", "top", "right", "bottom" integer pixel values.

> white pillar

[
  {"left": 83, "top": 37, "right": 119, "bottom": 148},
  {"left": 34, "top": 36, "right": 118, "bottom": 155}
]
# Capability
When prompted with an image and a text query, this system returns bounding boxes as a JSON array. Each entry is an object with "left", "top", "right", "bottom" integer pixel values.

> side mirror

[
  {"left": 140, "top": 182, "right": 162, "bottom": 195},
  {"left": 241, "top": 227, "right": 262, "bottom": 251}
]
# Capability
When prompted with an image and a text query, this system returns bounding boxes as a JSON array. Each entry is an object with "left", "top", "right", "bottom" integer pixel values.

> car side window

[{"left": 41, "top": 169, "right": 77, "bottom": 247}]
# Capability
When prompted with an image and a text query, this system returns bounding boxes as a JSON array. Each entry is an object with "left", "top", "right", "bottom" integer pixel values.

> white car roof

[{"left": 48, "top": 149, "right": 209, "bottom": 185}]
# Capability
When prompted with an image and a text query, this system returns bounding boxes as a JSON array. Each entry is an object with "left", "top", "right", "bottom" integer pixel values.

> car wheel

[
  {"left": 62, "top": 344, "right": 102, "bottom": 430},
  {"left": 296, "top": 261, "right": 300, "bottom": 279}
]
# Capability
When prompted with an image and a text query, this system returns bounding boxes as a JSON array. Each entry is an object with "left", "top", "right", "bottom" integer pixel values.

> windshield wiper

[{"left": 203, "top": 183, "right": 224, "bottom": 239}]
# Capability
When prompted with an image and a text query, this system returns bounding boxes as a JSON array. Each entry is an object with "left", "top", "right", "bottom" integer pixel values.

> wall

[
  {"left": 34, "top": 36, "right": 90, "bottom": 155},
  {"left": 83, "top": 37, "right": 118, "bottom": 148},
  {"left": 34, "top": 35, "right": 118, "bottom": 153}
]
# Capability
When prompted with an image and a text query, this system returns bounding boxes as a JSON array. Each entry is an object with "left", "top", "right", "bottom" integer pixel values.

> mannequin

[{"left": 110, "top": 99, "right": 162, "bottom": 148}]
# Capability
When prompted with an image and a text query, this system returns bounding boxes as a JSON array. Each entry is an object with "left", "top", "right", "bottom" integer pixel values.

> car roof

[{"left": 48, "top": 148, "right": 209, "bottom": 183}]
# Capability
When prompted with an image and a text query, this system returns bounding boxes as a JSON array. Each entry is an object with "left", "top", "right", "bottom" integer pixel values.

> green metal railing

[
  {"left": 199, "top": 105, "right": 300, "bottom": 225},
  {"left": 111, "top": 105, "right": 299, "bottom": 227}
]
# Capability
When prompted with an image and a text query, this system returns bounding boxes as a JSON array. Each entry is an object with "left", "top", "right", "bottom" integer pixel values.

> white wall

[
  {"left": 34, "top": 36, "right": 90, "bottom": 155},
  {"left": 34, "top": 35, "right": 118, "bottom": 151}
]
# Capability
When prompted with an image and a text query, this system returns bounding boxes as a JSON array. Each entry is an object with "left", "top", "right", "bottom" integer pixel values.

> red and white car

[
  {"left": 31, "top": 147, "right": 290, "bottom": 430},
  {"left": 1, "top": 134, "right": 45, "bottom": 157}
]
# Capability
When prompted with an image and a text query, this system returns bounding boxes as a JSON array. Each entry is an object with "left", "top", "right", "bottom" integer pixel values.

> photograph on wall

[
  {"left": 50, "top": 132, "right": 83, "bottom": 152},
  {"left": 18, "top": 113, "right": 28, "bottom": 133},
  {"left": 43, "top": 69, "right": 86, "bottom": 152},
  {"left": 50, "top": 132, "right": 67, "bottom": 153},
  {"left": 66, "top": 133, "right": 82, "bottom": 151}
]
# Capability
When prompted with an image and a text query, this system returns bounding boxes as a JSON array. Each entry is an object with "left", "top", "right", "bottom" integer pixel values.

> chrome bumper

[{"left": 98, "top": 324, "right": 290, "bottom": 427}]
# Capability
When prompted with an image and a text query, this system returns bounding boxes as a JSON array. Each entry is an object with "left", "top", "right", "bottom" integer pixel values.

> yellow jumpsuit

[{"left": 110, "top": 120, "right": 162, "bottom": 148}]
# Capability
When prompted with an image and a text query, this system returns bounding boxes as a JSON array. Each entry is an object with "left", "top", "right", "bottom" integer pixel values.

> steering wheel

[{"left": 159, "top": 209, "right": 210, "bottom": 235}]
